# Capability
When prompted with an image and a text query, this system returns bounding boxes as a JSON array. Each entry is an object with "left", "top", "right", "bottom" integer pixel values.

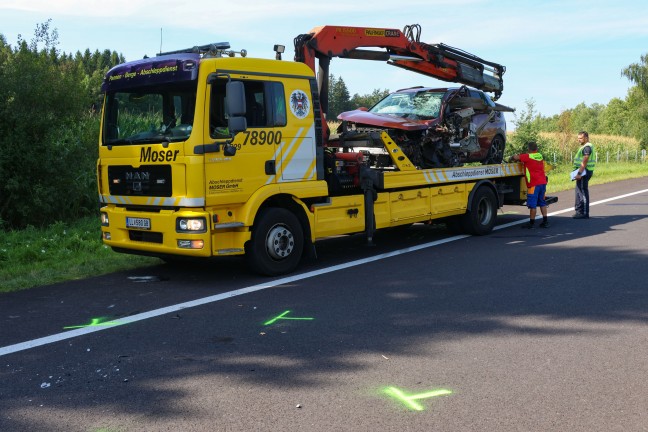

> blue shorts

[{"left": 527, "top": 184, "right": 547, "bottom": 209}]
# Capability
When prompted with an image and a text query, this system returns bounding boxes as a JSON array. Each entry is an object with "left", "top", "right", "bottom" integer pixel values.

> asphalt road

[{"left": 1, "top": 179, "right": 648, "bottom": 432}]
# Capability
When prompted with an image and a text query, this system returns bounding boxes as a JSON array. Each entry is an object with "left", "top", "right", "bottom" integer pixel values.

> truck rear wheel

[
  {"left": 246, "top": 208, "right": 304, "bottom": 276},
  {"left": 461, "top": 186, "right": 497, "bottom": 235}
]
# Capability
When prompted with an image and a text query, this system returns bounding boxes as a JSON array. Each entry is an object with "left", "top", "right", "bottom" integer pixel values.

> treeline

[
  {"left": 327, "top": 75, "right": 390, "bottom": 119},
  {"left": 0, "top": 21, "right": 124, "bottom": 229}
]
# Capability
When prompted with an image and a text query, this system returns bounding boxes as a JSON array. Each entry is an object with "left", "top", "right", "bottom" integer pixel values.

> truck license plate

[{"left": 126, "top": 217, "right": 151, "bottom": 230}]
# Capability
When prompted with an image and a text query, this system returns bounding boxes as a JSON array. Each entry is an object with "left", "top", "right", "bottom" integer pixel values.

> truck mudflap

[{"left": 545, "top": 196, "right": 558, "bottom": 205}]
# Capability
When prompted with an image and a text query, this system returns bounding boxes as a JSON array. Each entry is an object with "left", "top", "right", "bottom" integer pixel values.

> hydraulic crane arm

[{"left": 294, "top": 24, "right": 506, "bottom": 133}]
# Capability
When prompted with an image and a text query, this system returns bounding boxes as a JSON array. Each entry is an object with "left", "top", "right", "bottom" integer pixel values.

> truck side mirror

[
  {"left": 226, "top": 81, "right": 247, "bottom": 134},
  {"left": 223, "top": 144, "right": 237, "bottom": 157}
]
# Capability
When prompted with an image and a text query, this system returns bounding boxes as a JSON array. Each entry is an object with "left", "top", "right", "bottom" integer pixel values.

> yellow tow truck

[{"left": 98, "top": 24, "right": 550, "bottom": 275}]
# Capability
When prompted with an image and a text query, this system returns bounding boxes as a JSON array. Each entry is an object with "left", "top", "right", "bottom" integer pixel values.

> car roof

[
  {"left": 393, "top": 86, "right": 447, "bottom": 93},
  {"left": 393, "top": 86, "right": 484, "bottom": 94}
]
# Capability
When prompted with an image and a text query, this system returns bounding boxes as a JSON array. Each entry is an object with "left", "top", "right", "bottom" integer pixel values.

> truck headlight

[
  {"left": 176, "top": 217, "right": 207, "bottom": 233},
  {"left": 101, "top": 212, "right": 109, "bottom": 226}
]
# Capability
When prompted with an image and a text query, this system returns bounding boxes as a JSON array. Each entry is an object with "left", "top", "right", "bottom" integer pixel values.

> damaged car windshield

[
  {"left": 369, "top": 90, "right": 444, "bottom": 120},
  {"left": 102, "top": 81, "right": 197, "bottom": 146}
]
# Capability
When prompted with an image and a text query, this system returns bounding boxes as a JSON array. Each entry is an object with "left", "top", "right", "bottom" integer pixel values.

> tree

[
  {"left": 599, "top": 98, "right": 630, "bottom": 136},
  {"left": 509, "top": 99, "right": 543, "bottom": 155},
  {"left": 622, "top": 54, "right": 648, "bottom": 146},
  {"left": 625, "top": 87, "right": 648, "bottom": 146},
  {"left": 327, "top": 74, "right": 353, "bottom": 120},
  {"left": 31, "top": 19, "right": 59, "bottom": 53},
  {"left": 622, "top": 53, "right": 648, "bottom": 95},
  {"left": 569, "top": 102, "right": 602, "bottom": 134},
  {"left": 326, "top": 74, "right": 391, "bottom": 120},
  {"left": 351, "top": 88, "right": 390, "bottom": 110}
]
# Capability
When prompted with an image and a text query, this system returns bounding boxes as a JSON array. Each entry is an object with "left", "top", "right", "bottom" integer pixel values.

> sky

[{"left": 2, "top": 0, "right": 648, "bottom": 129}]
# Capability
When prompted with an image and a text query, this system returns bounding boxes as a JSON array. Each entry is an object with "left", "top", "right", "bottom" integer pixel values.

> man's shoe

[
  {"left": 521, "top": 222, "right": 535, "bottom": 229},
  {"left": 539, "top": 221, "right": 550, "bottom": 228},
  {"left": 573, "top": 214, "right": 588, "bottom": 219}
]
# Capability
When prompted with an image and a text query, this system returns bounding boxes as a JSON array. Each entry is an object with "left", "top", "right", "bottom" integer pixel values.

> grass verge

[
  {"left": 546, "top": 161, "right": 648, "bottom": 193},
  {"left": 0, "top": 217, "right": 158, "bottom": 293},
  {"left": 2, "top": 162, "right": 647, "bottom": 293}
]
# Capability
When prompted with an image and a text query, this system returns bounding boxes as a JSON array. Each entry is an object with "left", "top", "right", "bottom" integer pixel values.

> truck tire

[
  {"left": 246, "top": 208, "right": 304, "bottom": 276},
  {"left": 461, "top": 186, "right": 497, "bottom": 235}
]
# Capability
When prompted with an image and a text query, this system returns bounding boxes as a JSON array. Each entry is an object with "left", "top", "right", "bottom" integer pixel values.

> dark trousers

[{"left": 574, "top": 170, "right": 593, "bottom": 216}]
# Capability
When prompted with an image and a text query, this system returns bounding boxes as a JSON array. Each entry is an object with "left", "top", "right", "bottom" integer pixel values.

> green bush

[{"left": 0, "top": 23, "right": 107, "bottom": 229}]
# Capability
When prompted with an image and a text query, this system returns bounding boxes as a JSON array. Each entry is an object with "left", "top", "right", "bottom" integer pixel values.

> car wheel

[
  {"left": 484, "top": 135, "right": 505, "bottom": 164},
  {"left": 245, "top": 208, "right": 304, "bottom": 276}
]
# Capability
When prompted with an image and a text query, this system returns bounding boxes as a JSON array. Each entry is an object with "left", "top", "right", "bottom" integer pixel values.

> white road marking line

[
  {"left": 2, "top": 188, "right": 647, "bottom": 357},
  {"left": 495, "top": 188, "right": 648, "bottom": 230}
]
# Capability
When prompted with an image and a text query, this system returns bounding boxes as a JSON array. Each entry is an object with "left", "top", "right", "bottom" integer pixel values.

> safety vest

[{"left": 574, "top": 143, "right": 596, "bottom": 171}]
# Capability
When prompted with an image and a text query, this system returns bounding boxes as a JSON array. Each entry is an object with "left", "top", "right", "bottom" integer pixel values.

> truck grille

[{"left": 108, "top": 165, "right": 172, "bottom": 196}]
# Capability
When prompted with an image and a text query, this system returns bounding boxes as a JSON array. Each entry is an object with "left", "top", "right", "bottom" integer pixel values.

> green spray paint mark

[
  {"left": 263, "top": 310, "right": 314, "bottom": 326},
  {"left": 383, "top": 386, "right": 452, "bottom": 411},
  {"left": 63, "top": 317, "right": 120, "bottom": 330}
]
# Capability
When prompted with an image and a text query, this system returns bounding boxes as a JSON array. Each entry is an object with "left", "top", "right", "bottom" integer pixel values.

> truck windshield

[
  {"left": 102, "top": 81, "right": 197, "bottom": 146},
  {"left": 370, "top": 91, "right": 444, "bottom": 120}
]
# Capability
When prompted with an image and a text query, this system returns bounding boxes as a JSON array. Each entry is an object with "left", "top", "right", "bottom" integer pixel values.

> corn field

[{"left": 509, "top": 132, "right": 646, "bottom": 165}]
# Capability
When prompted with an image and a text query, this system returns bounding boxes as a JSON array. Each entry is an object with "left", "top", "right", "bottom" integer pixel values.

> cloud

[{"left": 0, "top": 0, "right": 147, "bottom": 17}]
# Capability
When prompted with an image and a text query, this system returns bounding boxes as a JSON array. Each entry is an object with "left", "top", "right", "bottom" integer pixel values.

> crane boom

[{"left": 294, "top": 24, "right": 506, "bottom": 132}]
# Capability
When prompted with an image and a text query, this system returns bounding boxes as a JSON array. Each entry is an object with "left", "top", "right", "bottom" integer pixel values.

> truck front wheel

[
  {"left": 246, "top": 208, "right": 304, "bottom": 276},
  {"left": 461, "top": 186, "right": 497, "bottom": 235}
]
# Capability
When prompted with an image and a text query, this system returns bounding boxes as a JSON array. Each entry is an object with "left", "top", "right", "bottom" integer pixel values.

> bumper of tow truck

[
  {"left": 100, "top": 206, "right": 213, "bottom": 258},
  {"left": 100, "top": 204, "right": 253, "bottom": 259}
]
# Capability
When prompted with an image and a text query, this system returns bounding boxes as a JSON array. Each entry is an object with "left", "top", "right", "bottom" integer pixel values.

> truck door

[
  {"left": 204, "top": 78, "right": 278, "bottom": 206},
  {"left": 277, "top": 81, "right": 317, "bottom": 182}
]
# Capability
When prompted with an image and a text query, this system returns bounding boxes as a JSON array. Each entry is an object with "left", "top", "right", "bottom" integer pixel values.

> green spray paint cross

[
  {"left": 263, "top": 310, "right": 314, "bottom": 326},
  {"left": 63, "top": 317, "right": 121, "bottom": 330},
  {"left": 383, "top": 386, "right": 452, "bottom": 411}
]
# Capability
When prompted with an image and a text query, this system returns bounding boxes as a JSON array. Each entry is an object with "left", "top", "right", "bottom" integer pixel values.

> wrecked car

[{"left": 334, "top": 85, "right": 515, "bottom": 168}]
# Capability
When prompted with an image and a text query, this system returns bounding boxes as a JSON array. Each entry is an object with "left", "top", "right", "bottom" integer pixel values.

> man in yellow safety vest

[{"left": 573, "top": 131, "right": 596, "bottom": 219}]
